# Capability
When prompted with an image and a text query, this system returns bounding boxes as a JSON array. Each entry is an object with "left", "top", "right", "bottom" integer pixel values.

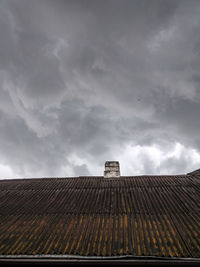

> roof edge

[
  {"left": 0, "top": 174, "right": 187, "bottom": 182},
  {"left": 0, "top": 255, "right": 200, "bottom": 261},
  {"left": 187, "top": 168, "right": 200, "bottom": 176}
]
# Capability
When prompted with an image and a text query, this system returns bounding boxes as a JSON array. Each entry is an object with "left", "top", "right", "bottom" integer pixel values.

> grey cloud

[
  {"left": 0, "top": 0, "right": 200, "bottom": 177},
  {"left": 73, "top": 164, "right": 90, "bottom": 176},
  {"left": 156, "top": 97, "right": 200, "bottom": 147},
  {"left": 159, "top": 156, "right": 188, "bottom": 175},
  {"left": 0, "top": 111, "right": 67, "bottom": 177}
]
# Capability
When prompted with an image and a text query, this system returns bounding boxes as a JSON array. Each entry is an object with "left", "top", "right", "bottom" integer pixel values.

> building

[{"left": 0, "top": 161, "right": 199, "bottom": 265}]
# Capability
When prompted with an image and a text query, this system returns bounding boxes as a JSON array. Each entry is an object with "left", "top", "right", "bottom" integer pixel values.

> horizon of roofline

[{"left": 0, "top": 173, "right": 189, "bottom": 182}]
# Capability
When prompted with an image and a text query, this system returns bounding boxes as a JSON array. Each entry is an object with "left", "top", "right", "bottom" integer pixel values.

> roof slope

[{"left": 0, "top": 175, "right": 200, "bottom": 258}]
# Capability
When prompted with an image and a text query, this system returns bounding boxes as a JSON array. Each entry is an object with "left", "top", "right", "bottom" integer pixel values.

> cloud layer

[{"left": 1, "top": 0, "right": 200, "bottom": 178}]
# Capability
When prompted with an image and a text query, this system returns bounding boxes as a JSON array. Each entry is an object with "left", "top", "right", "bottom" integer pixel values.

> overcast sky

[{"left": 1, "top": 0, "right": 200, "bottom": 178}]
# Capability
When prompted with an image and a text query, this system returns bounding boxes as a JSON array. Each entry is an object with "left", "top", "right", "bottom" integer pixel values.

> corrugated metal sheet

[{"left": 0, "top": 175, "right": 199, "bottom": 257}]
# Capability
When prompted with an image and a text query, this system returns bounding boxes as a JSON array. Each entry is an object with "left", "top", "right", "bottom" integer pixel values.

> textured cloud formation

[{"left": 1, "top": 0, "right": 200, "bottom": 178}]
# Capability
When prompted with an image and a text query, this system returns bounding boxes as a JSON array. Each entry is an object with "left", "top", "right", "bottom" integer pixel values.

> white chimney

[{"left": 104, "top": 161, "right": 120, "bottom": 178}]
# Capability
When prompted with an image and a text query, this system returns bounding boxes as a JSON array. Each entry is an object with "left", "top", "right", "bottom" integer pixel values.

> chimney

[{"left": 104, "top": 161, "right": 120, "bottom": 178}]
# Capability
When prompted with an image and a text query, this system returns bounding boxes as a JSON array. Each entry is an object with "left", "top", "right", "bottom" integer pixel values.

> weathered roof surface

[{"left": 0, "top": 175, "right": 199, "bottom": 258}]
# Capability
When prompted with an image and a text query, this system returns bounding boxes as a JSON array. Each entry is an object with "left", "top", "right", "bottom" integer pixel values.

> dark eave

[{"left": 0, "top": 255, "right": 200, "bottom": 266}]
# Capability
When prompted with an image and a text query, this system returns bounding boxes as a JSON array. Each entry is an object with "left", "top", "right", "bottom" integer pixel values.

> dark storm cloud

[{"left": 0, "top": 0, "right": 200, "bottom": 178}]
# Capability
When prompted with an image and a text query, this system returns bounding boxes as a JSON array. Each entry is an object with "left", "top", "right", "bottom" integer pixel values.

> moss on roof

[{"left": 0, "top": 175, "right": 199, "bottom": 257}]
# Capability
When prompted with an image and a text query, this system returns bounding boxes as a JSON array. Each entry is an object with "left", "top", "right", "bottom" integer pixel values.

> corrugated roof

[{"left": 0, "top": 175, "right": 199, "bottom": 258}]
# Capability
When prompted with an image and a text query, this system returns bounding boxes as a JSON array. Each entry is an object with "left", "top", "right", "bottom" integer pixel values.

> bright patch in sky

[{"left": 0, "top": 164, "right": 16, "bottom": 179}]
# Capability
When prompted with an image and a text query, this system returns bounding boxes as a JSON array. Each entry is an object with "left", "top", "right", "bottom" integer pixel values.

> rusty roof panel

[{"left": 0, "top": 175, "right": 199, "bottom": 257}]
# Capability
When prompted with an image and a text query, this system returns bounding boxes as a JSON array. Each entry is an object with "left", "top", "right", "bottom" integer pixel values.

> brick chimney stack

[{"left": 104, "top": 161, "right": 120, "bottom": 178}]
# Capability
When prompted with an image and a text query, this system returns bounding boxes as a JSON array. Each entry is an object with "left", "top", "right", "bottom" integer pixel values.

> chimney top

[{"left": 104, "top": 161, "right": 120, "bottom": 178}]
